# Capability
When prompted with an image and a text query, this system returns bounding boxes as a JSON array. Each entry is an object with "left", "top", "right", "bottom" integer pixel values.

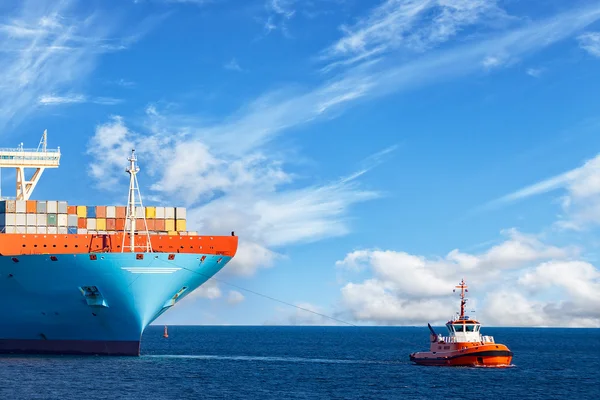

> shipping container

[
  {"left": 175, "top": 207, "right": 187, "bottom": 219},
  {"left": 77, "top": 228, "right": 88, "bottom": 234},
  {"left": 47, "top": 227, "right": 58, "bottom": 234},
  {"left": 16, "top": 200, "right": 26, "bottom": 213},
  {"left": 58, "top": 227, "right": 68, "bottom": 234},
  {"left": 36, "top": 214, "right": 46, "bottom": 226},
  {"left": 135, "top": 207, "right": 145, "bottom": 218},
  {"left": 96, "top": 218, "right": 106, "bottom": 231},
  {"left": 88, "top": 230, "right": 97, "bottom": 235},
  {"left": 96, "top": 206, "right": 106, "bottom": 218},
  {"left": 165, "top": 219, "right": 175, "bottom": 232},
  {"left": 0, "top": 200, "right": 16, "bottom": 214},
  {"left": 47, "top": 201, "right": 58, "bottom": 214},
  {"left": 36, "top": 201, "right": 47, "bottom": 213},
  {"left": 36, "top": 226, "right": 47, "bottom": 234},
  {"left": 4, "top": 226, "right": 16, "bottom": 233},
  {"left": 87, "top": 218, "right": 96, "bottom": 230},
  {"left": 15, "top": 214, "right": 26, "bottom": 226},
  {"left": 135, "top": 219, "right": 145, "bottom": 230},
  {"left": 154, "top": 219, "right": 165, "bottom": 231},
  {"left": 26, "top": 200, "right": 37, "bottom": 213},
  {"left": 87, "top": 206, "right": 96, "bottom": 218},
  {"left": 116, "top": 218, "right": 126, "bottom": 231},
  {"left": 26, "top": 213, "right": 36, "bottom": 226},
  {"left": 58, "top": 214, "right": 68, "bottom": 227},
  {"left": 145, "top": 206, "right": 156, "bottom": 218},
  {"left": 97, "top": 230, "right": 108, "bottom": 235},
  {"left": 165, "top": 207, "right": 175, "bottom": 219},
  {"left": 176, "top": 219, "right": 186, "bottom": 231},
  {"left": 155, "top": 206, "right": 165, "bottom": 219},
  {"left": 106, "top": 218, "right": 116, "bottom": 230},
  {"left": 0, "top": 213, "right": 16, "bottom": 226},
  {"left": 68, "top": 205, "right": 77, "bottom": 214},
  {"left": 146, "top": 219, "right": 155, "bottom": 231},
  {"left": 167, "top": 230, "right": 177, "bottom": 235},
  {"left": 179, "top": 231, "right": 188, "bottom": 235},
  {"left": 78, "top": 218, "right": 87, "bottom": 229},
  {"left": 47, "top": 214, "right": 57, "bottom": 226},
  {"left": 67, "top": 215, "right": 78, "bottom": 227},
  {"left": 58, "top": 201, "right": 68, "bottom": 214},
  {"left": 21, "top": 226, "right": 32, "bottom": 234},
  {"left": 76, "top": 206, "right": 86, "bottom": 218},
  {"left": 67, "top": 227, "right": 78, "bottom": 234},
  {"left": 116, "top": 206, "right": 126, "bottom": 219},
  {"left": 106, "top": 206, "right": 116, "bottom": 218}
]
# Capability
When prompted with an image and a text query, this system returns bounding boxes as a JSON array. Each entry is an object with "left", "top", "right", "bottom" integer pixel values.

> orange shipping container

[
  {"left": 146, "top": 219, "right": 155, "bottom": 231},
  {"left": 116, "top": 206, "right": 126, "bottom": 218},
  {"left": 116, "top": 219, "right": 126, "bottom": 231},
  {"left": 96, "top": 206, "right": 106, "bottom": 218},
  {"left": 106, "top": 218, "right": 116, "bottom": 230},
  {"left": 77, "top": 218, "right": 87, "bottom": 229},
  {"left": 26, "top": 200, "right": 37, "bottom": 213},
  {"left": 135, "top": 219, "right": 145, "bottom": 230},
  {"left": 154, "top": 219, "right": 165, "bottom": 231},
  {"left": 68, "top": 205, "right": 77, "bottom": 214}
]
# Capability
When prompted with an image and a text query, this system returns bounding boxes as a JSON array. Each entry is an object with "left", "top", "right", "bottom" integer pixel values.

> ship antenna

[
  {"left": 454, "top": 278, "right": 468, "bottom": 320},
  {"left": 121, "top": 149, "right": 152, "bottom": 253}
]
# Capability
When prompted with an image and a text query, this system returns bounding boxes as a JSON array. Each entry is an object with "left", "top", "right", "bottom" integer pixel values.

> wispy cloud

[
  {"left": 38, "top": 93, "right": 122, "bottom": 106},
  {"left": 224, "top": 58, "right": 244, "bottom": 72},
  {"left": 578, "top": 31, "right": 600, "bottom": 57},
  {"left": 0, "top": 0, "right": 158, "bottom": 130},
  {"left": 526, "top": 67, "right": 544, "bottom": 78}
]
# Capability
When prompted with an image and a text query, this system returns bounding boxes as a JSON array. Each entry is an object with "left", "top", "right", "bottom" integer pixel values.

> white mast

[{"left": 121, "top": 149, "right": 152, "bottom": 253}]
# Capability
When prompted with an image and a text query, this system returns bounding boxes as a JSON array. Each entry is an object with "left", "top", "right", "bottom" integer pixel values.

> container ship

[{"left": 0, "top": 132, "right": 238, "bottom": 356}]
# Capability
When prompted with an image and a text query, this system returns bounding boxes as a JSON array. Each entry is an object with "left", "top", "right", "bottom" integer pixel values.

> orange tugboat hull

[{"left": 410, "top": 344, "right": 512, "bottom": 367}]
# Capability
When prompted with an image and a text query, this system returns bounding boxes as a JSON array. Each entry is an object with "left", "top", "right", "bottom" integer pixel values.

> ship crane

[{"left": 0, "top": 130, "right": 60, "bottom": 201}]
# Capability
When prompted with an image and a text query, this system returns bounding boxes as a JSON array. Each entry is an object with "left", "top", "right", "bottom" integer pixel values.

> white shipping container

[
  {"left": 47, "top": 227, "right": 58, "bottom": 234},
  {"left": 0, "top": 213, "right": 16, "bottom": 226},
  {"left": 97, "top": 230, "right": 108, "bottom": 235},
  {"left": 36, "top": 226, "right": 47, "bottom": 234},
  {"left": 58, "top": 201, "right": 68, "bottom": 214},
  {"left": 47, "top": 200, "right": 58, "bottom": 213},
  {"left": 58, "top": 227, "right": 68, "bottom": 234},
  {"left": 4, "top": 226, "right": 16, "bottom": 233},
  {"left": 106, "top": 206, "right": 116, "bottom": 218},
  {"left": 158, "top": 231, "right": 167, "bottom": 235},
  {"left": 155, "top": 207, "right": 165, "bottom": 219},
  {"left": 88, "top": 230, "right": 97, "bottom": 235},
  {"left": 58, "top": 214, "right": 68, "bottom": 227},
  {"left": 26, "top": 213, "right": 36, "bottom": 226},
  {"left": 26, "top": 226, "right": 36, "bottom": 234},
  {"left": 67, "top": 215, "right": 78, "bottom": 227},
  {"left": 87, "top": 218, "right": 97, "bottom": 230},
  {"left": 178, "top": 231, "right": 188, "bottom": 235},
  {"left": 15, "top": 214, "right": 26, "bottom": 226},
  {"left": 15, "top": 200, "right": 26, "bottom": 213},
  {"left": 165, "top": 207, "right": 175, "bottom": 219},
  {"left": 36, "top": 214, "right": 46, "bottom": 227},
  {"left": 175, "top": 207, "right": 187, "bottom": 219},
  {"left": 135, "top": 207, "right": 145, "bottom": 218},
  {"left": 16, "top": 226, "right": 26, "bottom": 234},
  {"left": 77, "top": 228, "right": 88, "bottom": 234}
]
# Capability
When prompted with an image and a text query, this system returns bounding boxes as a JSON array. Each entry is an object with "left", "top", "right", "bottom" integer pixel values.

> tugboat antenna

[{"left": 454, "top": 278, "right": 468, "bottom": 320}]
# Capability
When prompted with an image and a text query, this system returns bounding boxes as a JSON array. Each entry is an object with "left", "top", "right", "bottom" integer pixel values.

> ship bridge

[{"left": 0, "top": 130, "right": 60, "bottom": 200}]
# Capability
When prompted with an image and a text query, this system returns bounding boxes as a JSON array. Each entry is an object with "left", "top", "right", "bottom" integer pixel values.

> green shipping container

[{"left": 47, "top": 213, "right": 57, "bottom": 226}]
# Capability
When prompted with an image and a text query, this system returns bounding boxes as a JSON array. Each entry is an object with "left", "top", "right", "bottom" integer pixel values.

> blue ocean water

[{"left": 0, "top": 326, "right": 598, "bottom": 399}]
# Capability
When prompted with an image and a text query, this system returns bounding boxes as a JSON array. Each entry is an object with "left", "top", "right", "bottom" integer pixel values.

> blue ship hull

[{"left": 0, "top": 251, "right": 232, "bottom": 355}]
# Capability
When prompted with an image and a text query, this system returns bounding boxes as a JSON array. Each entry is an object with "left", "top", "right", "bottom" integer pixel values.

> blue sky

[{"left": 1, "top": 0, "right": 600, "bottom": 327}]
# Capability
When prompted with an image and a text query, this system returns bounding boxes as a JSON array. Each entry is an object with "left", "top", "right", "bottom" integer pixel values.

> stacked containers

[{"left": 0, "top": 200, "right": 191, "bottom": 235}]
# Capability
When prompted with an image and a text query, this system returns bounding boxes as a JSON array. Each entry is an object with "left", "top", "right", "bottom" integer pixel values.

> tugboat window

[
  {"left": 455, "top": 324, "right": 464, "bottom": 332},
  {"left": 465, "top": 324, "right": 475, "bottom": 332}
]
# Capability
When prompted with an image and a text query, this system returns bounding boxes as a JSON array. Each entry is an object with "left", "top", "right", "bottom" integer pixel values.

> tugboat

[{"left": 409, "top": 279, "right": 513, "bottom": 367}]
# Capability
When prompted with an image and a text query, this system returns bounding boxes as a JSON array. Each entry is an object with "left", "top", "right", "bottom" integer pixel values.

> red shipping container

[
  {"left": 154, "top": 219, "right": 165, "bottom": 231},
  {"left": 106, "top": 218, "right": 116, "bottom": 230},
  {"left": 116, "top": 219, "right": 126, "bottom": 230},
  {"left": 96, "top": 206, "right": 106, "bottom": 218},
  {"left": 67, "top": 205, "right": 77, "bottom": 214},
  {"left": 116, "top": 206, "right": 126, "bottom": 218},
  {"left": 77, "top": 218, "right": 87, "bottom": 228}
]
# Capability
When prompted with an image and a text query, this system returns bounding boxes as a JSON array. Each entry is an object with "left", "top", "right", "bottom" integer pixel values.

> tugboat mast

[{"left": 454, "top": 279, "right": 468, "bottom": 320}]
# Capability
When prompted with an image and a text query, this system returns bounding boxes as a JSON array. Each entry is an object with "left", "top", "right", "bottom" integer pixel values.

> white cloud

[
  {"left": 526, "top": 67, "right": 543, "bottom": 77},
  {"left": 227, "top": 290, "right": 245, "bottom": 305},
  {"left": 484, "top": 154, "right": 600, "bottom": 230},
  {"left": 224, "top": 58, "right": 243, "bottom": 72},
  {"left": 0, "top": 0, "right": 156, "bottom": 129},
  {"left": 38, "top": 93, "right": 122, "bottom": 105},
  {"left": 578, "top": 31, "right": 600, "bottom": 57},
  {"left": 335, "top": 229, "right": 592, "bottom": 326},
  {"left": 188, "top": 278, "right": 222, "bottom": 299}
]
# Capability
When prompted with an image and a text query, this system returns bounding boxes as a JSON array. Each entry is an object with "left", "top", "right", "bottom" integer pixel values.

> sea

[{"left": 0, "top": 326, "right": 598, "bottom": 399}]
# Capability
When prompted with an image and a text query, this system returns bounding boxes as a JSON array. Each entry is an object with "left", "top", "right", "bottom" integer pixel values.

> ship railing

[{"left": 482, "top": 335, "right": 495, "bottom": 343}]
